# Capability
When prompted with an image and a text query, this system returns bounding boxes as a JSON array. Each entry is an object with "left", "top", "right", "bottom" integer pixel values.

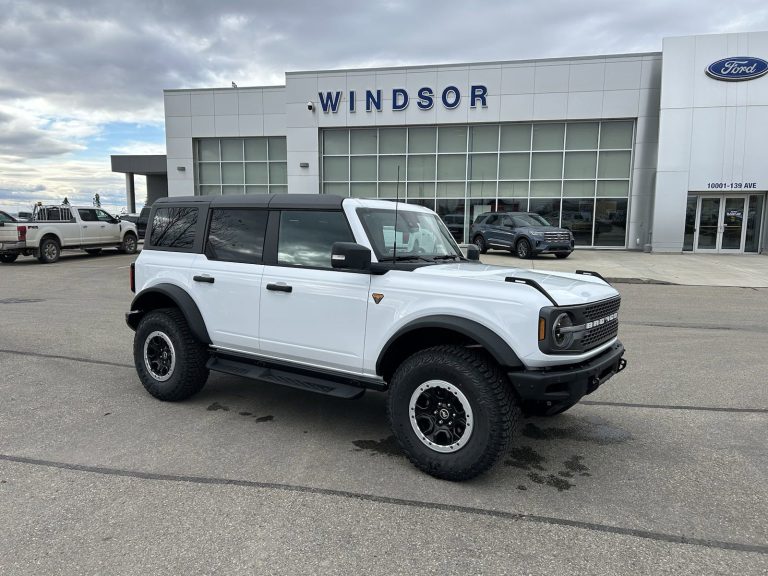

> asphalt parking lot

[{"left": 0, "top": 250, "right": 766, "bottom": 575}]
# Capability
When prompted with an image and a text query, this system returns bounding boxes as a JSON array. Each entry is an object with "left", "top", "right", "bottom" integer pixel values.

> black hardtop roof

[
  {"left": 482, "top": 211, "right": 538, "bottom": 217},
  {"left": 154, "top": 194, "right": 344, "bottom": 210}
]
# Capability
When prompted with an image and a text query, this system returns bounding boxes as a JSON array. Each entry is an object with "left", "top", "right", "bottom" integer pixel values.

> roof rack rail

[{"left": 575, "top": 270, "right": 610, "bottom": 285}]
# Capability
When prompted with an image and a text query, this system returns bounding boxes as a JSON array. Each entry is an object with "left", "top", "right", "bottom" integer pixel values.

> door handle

[
  {"left": 193, "top": 275, "right": 215, "bottom": 284},
  {"left": 266, "top": 283, "right": 292, "bottom": 293},
  {"left": 82, "top": 225, "right": 87, "bottom": 228}
]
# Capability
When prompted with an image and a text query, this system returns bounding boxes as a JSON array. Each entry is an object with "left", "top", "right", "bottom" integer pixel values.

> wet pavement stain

[
  {"left": 517, "top": 485, "right": 527, "bottom": 491},
  {"left": 254, "top": 415, "right": 274, "bottom": 423},
  {"left": 563, "top": 455, "right": 591, "bottom": 477},
  {"left": 546, "top": 475, "right": 574, "bottom": 491},
  {"left": 522, "top": 419, "right": 631, "bottom": 445},
  {"left": 505, "top": 446, "right": 547, "bottom": 471},
  {"left": 239, "top": 412, "right": 253, "bottom": 416},
  {"left": 528, "top": 472, "right": 546, "bottom": 484},
  {"left": 352, "top": 436, "right": 403, "bottom": 457},
  {"left": 206, "top": 402, "right": 230, "bottom": 412},
  {"left": 0, "top": 298, "right": 46, "bottom": 304}
]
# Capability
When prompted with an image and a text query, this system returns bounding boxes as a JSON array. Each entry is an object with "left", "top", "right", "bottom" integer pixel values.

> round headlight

[{"left": 552, "top": 313, "right": 574, "bottom": 349}]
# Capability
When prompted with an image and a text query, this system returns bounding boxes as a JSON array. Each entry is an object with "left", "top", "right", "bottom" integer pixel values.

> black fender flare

[
  {"left": 126, "top": 283, "right": 211, "bottom": 344},
  {"left": 376, "top": 315, "right": 523, "bottom": 375}
]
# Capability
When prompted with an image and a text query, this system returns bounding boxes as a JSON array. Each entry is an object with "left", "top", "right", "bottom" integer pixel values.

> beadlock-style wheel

[
  {"left": 143, "top": 330, "right": 176, "bottom": 382},
  {"left": 409, "top": 380, "right": 473, "bottom": 453}
]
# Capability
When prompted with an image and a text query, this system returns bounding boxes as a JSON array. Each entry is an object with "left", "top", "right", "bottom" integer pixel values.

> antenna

[{"left": 393, "top": 165, "right": 401, "bottom": 262}]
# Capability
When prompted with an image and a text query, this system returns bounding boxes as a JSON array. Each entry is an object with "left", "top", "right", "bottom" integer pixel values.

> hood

[{"left": 411, "top": 262, "right": 617, "bottom": 306}]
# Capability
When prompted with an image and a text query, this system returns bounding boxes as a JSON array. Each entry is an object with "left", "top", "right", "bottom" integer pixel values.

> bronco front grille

[{"left": 581, "top": 296, "right": 621, "bottom": 350}]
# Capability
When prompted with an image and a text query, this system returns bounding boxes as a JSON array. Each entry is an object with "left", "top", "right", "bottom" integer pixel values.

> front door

[
  {"left": 694, "top": 195, "right": 748, "bottom": 253},
  {"left": 259, "top": 210, "right": 370, "bottom": 374}
]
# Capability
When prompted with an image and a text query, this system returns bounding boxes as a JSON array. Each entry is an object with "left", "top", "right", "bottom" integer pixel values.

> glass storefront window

[
  {"left": 683, "top": 196, "right": 697, "bottom": 251},
  {"left": 594, "top": 198, "right": 628, "bottom": 247},
  {"left": 320, "top": 121, "right": 633, "bottom": 247},
  {"left": 498, "top": 198, "right": 527, "bottom": 213},
  {"left": 437, "top": 155, "right": 466, "bottom": 181},
  {"left": 409, "top": 127, "right": 436, "bottom": 153},
  {"left": 566, "top": 123, "right": 599, "bottom": 150},
  {"left": 436, "top": 198, "right": 466, "bottom": 242},
  {"left": 531, "top": 152, "right": 562, "bottom": 179},
  {"left": 195, "top": 137, "right": 287, "bottom": 195},
  {"left": 350, "top": 129, "right": 377, "bottom": 154},
  {"left": 529, "top": 199, "right": 561, "bottom": 226},
  {"left": 532, "top": 123, "right": 564, "bottom": 150},
  {"left": 600, "top": 121, "right": 634, "bottom": 149},
  {"left": 379, "top": 128, "right": 407, "bottom": 154},
  {"left": 351, "top": 157, "right": 376, "bottom": 181},
  {"left": 221, "top": 139, "right": 243, "bottom": 162},
  {"left": 438, "top": 126, "right": 467, "bottom": 153},
  {"left": 323, "top": 130, "right": 348, "bottom": 155},
  {"left": 499, "top": 153, "right": 529, "bottom": 180},
  {"left": 500, "top": 124, "right": 531, "bottom": 151},
  {"left": 469, "top": 125, "right": 498, "bottom": 152},
  {"left": 469, "top": 154, "right": 497, "bottom": 180},
  {"left": 745, "top": 195, "right": 764, "bottom": 253},
  {"left": 561, "top": 198, "right": 595, "bottom": 246}
]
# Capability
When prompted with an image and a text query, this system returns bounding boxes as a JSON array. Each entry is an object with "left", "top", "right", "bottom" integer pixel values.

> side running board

[{"left": 207, "top": 353, "right": 385, "bottom": 399}]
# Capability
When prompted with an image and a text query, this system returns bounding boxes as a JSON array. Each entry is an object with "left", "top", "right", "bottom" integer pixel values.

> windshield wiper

[
  {"left": 431, "top": 254, "right": 461, "bottom": 261},
  {"left": 383, "top": 255, "right": 433, "bottom": 262}
]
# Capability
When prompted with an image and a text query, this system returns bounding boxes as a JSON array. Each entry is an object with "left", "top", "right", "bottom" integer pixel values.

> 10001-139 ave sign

[{"left": 705, "top": 57, "right": 768, "bottom": 81}]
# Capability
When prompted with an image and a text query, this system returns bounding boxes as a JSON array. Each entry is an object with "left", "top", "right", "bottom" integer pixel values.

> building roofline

[
  {"left": 286, "top": 51, "right": 662, "bottom": 76},
  {"left": 163, "top": 84, "right": 285, "bottom": 93}
]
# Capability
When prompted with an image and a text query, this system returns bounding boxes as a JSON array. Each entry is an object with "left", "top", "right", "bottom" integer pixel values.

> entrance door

[{"left": 694, "top": 196, "right": 748, "bottom": 253}]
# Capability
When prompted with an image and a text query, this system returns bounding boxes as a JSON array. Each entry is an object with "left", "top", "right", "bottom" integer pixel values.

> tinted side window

[
  {"left": 78, "top": 209, "right": 97, "bottom": 222},
  {"left": 95, "top": 209, "right": 113, "bottom": 222},
  {"left": 206, "top": 209, "right": 267, "bottom": 264},
  {"left": 485, "top": 215, "right": 499, "bottom": 226},
  {"left": 150, "top": 207, "right": 199, "bottom": 249},
  {"left": 277, "top": 211, "right": 353, "bottom": 268}
]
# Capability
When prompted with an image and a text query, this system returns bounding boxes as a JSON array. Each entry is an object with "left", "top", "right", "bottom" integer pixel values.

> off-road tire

[
  {"left": 387, "top": 345, "right": 520, "bottom": 481},
  {"left": 37, "top": 237, "right": 61, "bottom": 263},
  {"left": 118, "top": 233, "right": 138, "bottom": 254},
  {"left": 0, "top": 254, "right": 18, "bottom": 263},
  {"left": 85, "top": 248, "right": 102, "bottom": 256},
  {"left": 555, "top": 252, "right": 570, "bottom": 259},
  {"left": 516, "top": 238, "right": 533, "bottom": 259},
  {"left": 134, "top": 307, "right": 209, "bottom": 401},
  {"left": 472, "top": 235, "right": 488, "bottom": 254}
]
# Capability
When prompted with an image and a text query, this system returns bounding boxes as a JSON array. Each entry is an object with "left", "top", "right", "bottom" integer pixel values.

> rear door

[
  {"left": 190, "top": 207, "right": 268, "bottom": 354},
  {"left": 259, "top": 209, "right": 370, "bottom": 373},
  {"left": 497, "top": 215, "right": 517, "bottom": 248}
]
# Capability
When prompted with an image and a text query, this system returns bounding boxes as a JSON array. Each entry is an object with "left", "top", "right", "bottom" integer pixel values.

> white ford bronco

[{"left": 126, "top": 194, "right": 626, "bottom": 480}]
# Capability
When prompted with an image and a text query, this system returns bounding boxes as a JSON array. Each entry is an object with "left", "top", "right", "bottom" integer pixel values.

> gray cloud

[{"left": 0, "top": 0, "right": 767, "bottom": 205}]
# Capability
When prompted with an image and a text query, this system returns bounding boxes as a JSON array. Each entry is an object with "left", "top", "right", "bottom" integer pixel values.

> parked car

[
  {"left": 0, "top": 204, "right": 138, "bottom": 264},
  {"left": 121, "top": 206, "right": 151, "bottom": 240},
  {"left": 126, "top": 195, "right": 626, "bottom": 480},
  {"left": 470, "top": 212, "right": 575, "bottom": 259}
]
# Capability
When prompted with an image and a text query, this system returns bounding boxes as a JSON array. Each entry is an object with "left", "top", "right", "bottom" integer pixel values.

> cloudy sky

[{"left": 0, "top": 0, "right": 767, "bottom": 214}]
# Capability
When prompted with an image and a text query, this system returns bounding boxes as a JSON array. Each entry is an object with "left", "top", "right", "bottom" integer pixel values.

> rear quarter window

[{"left": 149, "top": 207, "right": 199, "bottom": 249}]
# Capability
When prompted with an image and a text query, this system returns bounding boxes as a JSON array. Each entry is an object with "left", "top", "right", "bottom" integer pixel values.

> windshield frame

[{"left": 356, "top": 207, "right": 465, "bottom": 262}]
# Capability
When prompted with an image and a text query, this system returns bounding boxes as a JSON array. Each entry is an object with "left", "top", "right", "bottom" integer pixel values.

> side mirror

[
  {"left": 465, "top": 244, "right": 480, "bottom": 261},
  {"left": 331, "top": 242, "right": 371, "bottom": 271}
]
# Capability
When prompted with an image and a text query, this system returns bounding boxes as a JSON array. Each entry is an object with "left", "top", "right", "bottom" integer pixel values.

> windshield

[
  {"left": 357, "top": 207, "right": 464, "bottom": 261},
  {"left": 512, "top": 214, "right": 551, "bottom": 227}
]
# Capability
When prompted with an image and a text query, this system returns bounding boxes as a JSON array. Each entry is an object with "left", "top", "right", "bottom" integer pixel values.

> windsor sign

[
  {"left": 317, "top": 85, "right": 489, "bottom": 113},
  {"left": 705, "top": 57, "right": 768, "bottom": 81}
]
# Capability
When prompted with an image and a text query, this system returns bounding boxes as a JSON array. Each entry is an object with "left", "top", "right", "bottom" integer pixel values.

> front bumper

[
  {"left": 531, "top": 239, "right": 574, "bottom": 254},
  {"left": 507, "top": 341, "right": 626, "bottom": 409}
]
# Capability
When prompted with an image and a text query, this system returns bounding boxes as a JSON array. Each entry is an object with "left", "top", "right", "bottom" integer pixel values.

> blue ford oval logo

[{"left": 706, "top": 57, "right": 768, "bottom": 81}]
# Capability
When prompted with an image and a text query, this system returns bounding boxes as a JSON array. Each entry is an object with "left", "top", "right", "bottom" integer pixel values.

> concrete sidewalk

[{"left": 480, "top": 250, "right": 768, "bottom": 288}]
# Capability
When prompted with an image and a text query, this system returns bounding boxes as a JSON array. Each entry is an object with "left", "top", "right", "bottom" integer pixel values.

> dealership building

[{"left": 160, "top": 31, "right": 768, "bottom": 253}]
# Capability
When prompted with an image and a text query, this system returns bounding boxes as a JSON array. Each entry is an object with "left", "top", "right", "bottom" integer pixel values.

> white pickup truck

[{"left": 0, "top": 204, "right": 138, "bottom": 264}]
